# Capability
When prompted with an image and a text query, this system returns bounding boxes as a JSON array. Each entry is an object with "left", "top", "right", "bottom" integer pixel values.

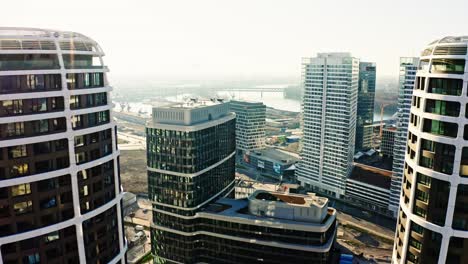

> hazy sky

[{"left": 2, "top": 0, "right": 467, "bottom": 81}]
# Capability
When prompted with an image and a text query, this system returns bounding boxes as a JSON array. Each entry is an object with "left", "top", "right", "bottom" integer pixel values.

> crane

[{"left": 380, "top": 103, "right": 389, "bottom": 138}]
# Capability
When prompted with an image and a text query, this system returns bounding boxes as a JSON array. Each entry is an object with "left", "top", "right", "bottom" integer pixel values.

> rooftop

[
  {"left": 249, "top": 147, "right": 300, "bottom": 165},
  {"left": 158, "top": 98, "right": 225, "bottom": 110},
  {"left": 149, "top": 100, "right": 232, "bottom": 127},
  {"left": 0, "top": 27, "right": 94, "bottom": 41},
  {"left": 349, "top": 163, "right": 392, "bottom": 189},
  {"left": 429, "top": 36, "right": 468, "bottom": 45},
  {"left": 253, "top": 191, "right": 328, "bottom": 208},
  {"left": 201, "top": 192, "right": 335, "bottom": 226},
  {"left": 230, "top": 99, "right": 266, "bottom": 106}
]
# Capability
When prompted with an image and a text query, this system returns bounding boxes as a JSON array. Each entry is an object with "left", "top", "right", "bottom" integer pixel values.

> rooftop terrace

[{"left": 349, "top": 163, "right": 392, "bottom": 189}]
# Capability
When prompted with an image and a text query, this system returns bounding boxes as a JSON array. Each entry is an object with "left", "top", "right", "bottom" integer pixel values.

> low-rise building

[
  {"left": 345, "top": 163, "right": 392, "bottom": 215},
  {"left": 193, "top": 190, "right": 337, "bottom": 263},
  {"left": 243, "top": 147, "right": 299, "bottom": 181}
]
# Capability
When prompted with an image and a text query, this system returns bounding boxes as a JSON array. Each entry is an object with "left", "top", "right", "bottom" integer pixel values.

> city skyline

[{"left": 1, "top": 0, "right": 467, "bottom": 81}]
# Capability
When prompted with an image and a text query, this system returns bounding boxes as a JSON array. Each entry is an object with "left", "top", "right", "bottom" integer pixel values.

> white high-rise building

[
  {"left": 296, "top": 53, "right": 359, "bottom": 198},
  {"left": 0, "top": 28, "right": 126, "bottom": 263},
  {"left": 388, "top": 57, "right": 419, "bottom": 217},
  {"left": 393, "top": 36, "right": 468, "bottom": 264}
]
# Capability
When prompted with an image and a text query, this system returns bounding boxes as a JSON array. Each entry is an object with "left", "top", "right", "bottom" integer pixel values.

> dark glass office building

[
  {"left": 147, "top": 101, "right": 336, "bottom": 263},
  {"left": 355, "top": 62, "right": 376, "bottom": 152},
  {"left": 0, "top": 28, "right": 126, "bottom": 264}
]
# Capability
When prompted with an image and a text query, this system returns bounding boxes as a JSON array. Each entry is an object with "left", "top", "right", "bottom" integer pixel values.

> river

[{"left": 114, "top": 90, "right": 395, "bottom": 121}]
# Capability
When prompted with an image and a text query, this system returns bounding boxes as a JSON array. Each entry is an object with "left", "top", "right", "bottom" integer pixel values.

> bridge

[{"left": 212, "top": 87, "right": 287, "bottom": 98}]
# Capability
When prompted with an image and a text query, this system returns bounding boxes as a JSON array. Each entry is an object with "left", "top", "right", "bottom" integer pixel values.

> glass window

[
  {"left": 419, "top": 59, "right": 430, "bottom": 71},
  {"left": 460, "top": 148, "right": 468, "bottom": 177},
  {"left": 428, "top": 78, "right": 463, "bottom": 96},
  {"left": 11, "top": 183, "right": 31, "bottom": 196},
  {"left": 431, "top": 59, "right": 465, "bottom": 74},
  {"left": 6, "top": 122, "right": 24, "bottom": 137},
  {"left": 74, "top": 135, "right": 85, "bottom": 147},
  {"left": 453, "top": 185, "right": 468, "bottom": 230},
  {"left": 44, "top": 231, "right": 60, "bottom": 243},
  {"left": 423, "top": 119, "right": 457, "bottom": 138},
  {"left": 33, "top": 141, "right": 51, "bottom": 155},
  {"left": 425, "top": 99, "right": 460, "bottom": 117},
  {"left": 75, "top": 152, "right": 86, "bottom": 164},
  {"left": 8, "top": 145, "right": 27, "bottom": 159},
  {"left": 10, "top": 163, "right": 29, "bottom": 177},
  {"left": 24, "top": 253, "right": 40, "bottom": 264},
  {"left": 2, "top": 100, "right": 23, "bottom": 114},
  {"left": 70, "top": 95, "right": 80, "bottom": 109},
  {"left": 31, "top": 98, "right": 47, "bottom": 112},
  {"left": 13, "top": 201, "right": 33, "bottom": 214}
]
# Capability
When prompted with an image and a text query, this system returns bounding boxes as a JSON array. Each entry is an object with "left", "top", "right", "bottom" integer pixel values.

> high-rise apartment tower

[
  {"left": 0, "top": 28, "right": 126, "bottom": 263},
  {"left": 297, "top": 53, "right": 359, "bottom": 198},
  {"left": 388, "top": 57, "right": 419, "bottom": 217},
  {"left": 229, "top": 100, "right": 266, "bottom": 154},
  {"left": 393, "top": 36, "right": 468, "bottom": 264},
  {"left": 356, "top": 62, "right": 376, "bottom": 151}
]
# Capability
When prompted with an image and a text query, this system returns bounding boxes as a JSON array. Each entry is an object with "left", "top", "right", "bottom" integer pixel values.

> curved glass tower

[
  {"left": 0, "top": 28, "right": 126, "bottom": 264},
  {"left": 393, "top": 36, "right": 468, "bottom": 264}
]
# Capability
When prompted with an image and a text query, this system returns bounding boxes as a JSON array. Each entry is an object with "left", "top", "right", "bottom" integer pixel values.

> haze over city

[
  {"left": 1, "top": 1, "right": 468, "bottom": 263},
  {"left": 2, "top": 0, "right": 467, "bottom": 82}
]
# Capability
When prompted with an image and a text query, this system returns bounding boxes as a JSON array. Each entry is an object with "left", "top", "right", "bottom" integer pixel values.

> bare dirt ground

[
  {"left": 337, "top": 225, "right": 393, "bottom": 263},
  {"left": 120, "top": 149, "right": 148, "bottom": 194}
]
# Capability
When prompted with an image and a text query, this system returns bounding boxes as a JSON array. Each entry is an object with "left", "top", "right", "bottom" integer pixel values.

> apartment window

[
  {"left": 70, "top": 95, "right": 80, "bottom": 109},
  {"left": 44, "top": 231, "right": 60, "bottom": 243},
  {"left": 33, "top": 141, "right": 51, "bottom": 155},
  {"left": 13, "top": 201, "right": 33, "bottom": 215},
  {"left": 74, "top": 135, "right": 85, "bottom": 147},
  {"left": 81, "top": 185, "right": 89, "bottom": 197},
  {"left": 2, "top": 100, "right": 23, "bottom": 114},
  {"left": 428, "top": 78, "right": 463, "bottom": 96},
  {"left": 419, "top": 139, "right": 455, "bottom": 174},
  {"left": 6, "top": 122, "right": 24, "bottom": 137},
  {"left": 23, "top": 253, "right": 40, "bottom": 264},
  {"left": 71, "top": 115, "right": 83, "bottom": 129},
  {"left": 409, "top": 238, "right": 422, "bottom": 250},
  {"left": 40, "top": 197, "right": 57, "bottom": 209},
  {"left": 10, "top": 163, "right": 29, "bottom": 177},
  {"left": 8, "top": 145, "right": 27, "bottom": 159},
  {"left": 411, "top": 222, "right": 424, "bottom": 235},
  {"left": 431, "top": 59, "right": 465, "bottom": 74},
  {"left": 425, "top": 99, "right": 460, "bottom": 117},
  {"left": 98, "top": 111, "right": 109, "bottom": 123},
  {"left": 453, "top": 185, "right": 468, "bottom": 230},
  {"left": 419, "top": 60, "right": 430, "bottom": 71},
  {"left": 76, "top": 152, "right": 86, "bottom": 164},
  {"left": 414, "top": 205, "right": 427, "bottom": 218},
  {"left": 417, "top": 173, "right": 431, "bottom": 186},
  {"left": 423, "top": 119, "right": 458, "bottom": 138},
  {"left": 32, "top": 119, "right": 49, "bottom": 134},
  {"left": 416, "top": 189, "right": 429, "bottom": 203},
  {"left": 56, "top": 157, "right": 70, "bottom": 169},
  {"left": 35, "top": 160, "right": 52, "bottom": 173},
  {"left": 90, "top": 132, "right": 99, "bottom": 143},
  {"left": 460, "top": 148, "right": 468, "bottom": 177},
  {"left": 11, "top": 183, "right": 31, "bottom": 196},
  {"left": 54, "top": 139, "right": 68, "bottom": 151},
  {"left": 31, "top": 98, "right": 47, "bottom": 112}
]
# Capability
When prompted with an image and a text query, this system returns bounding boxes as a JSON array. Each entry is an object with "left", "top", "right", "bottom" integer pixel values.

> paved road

[
  {"left": 118, "top": 132, "right": 146, "bottom": 150},
  {"left": 330, "top": 199, "right": 396, "bottom": 231}
]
